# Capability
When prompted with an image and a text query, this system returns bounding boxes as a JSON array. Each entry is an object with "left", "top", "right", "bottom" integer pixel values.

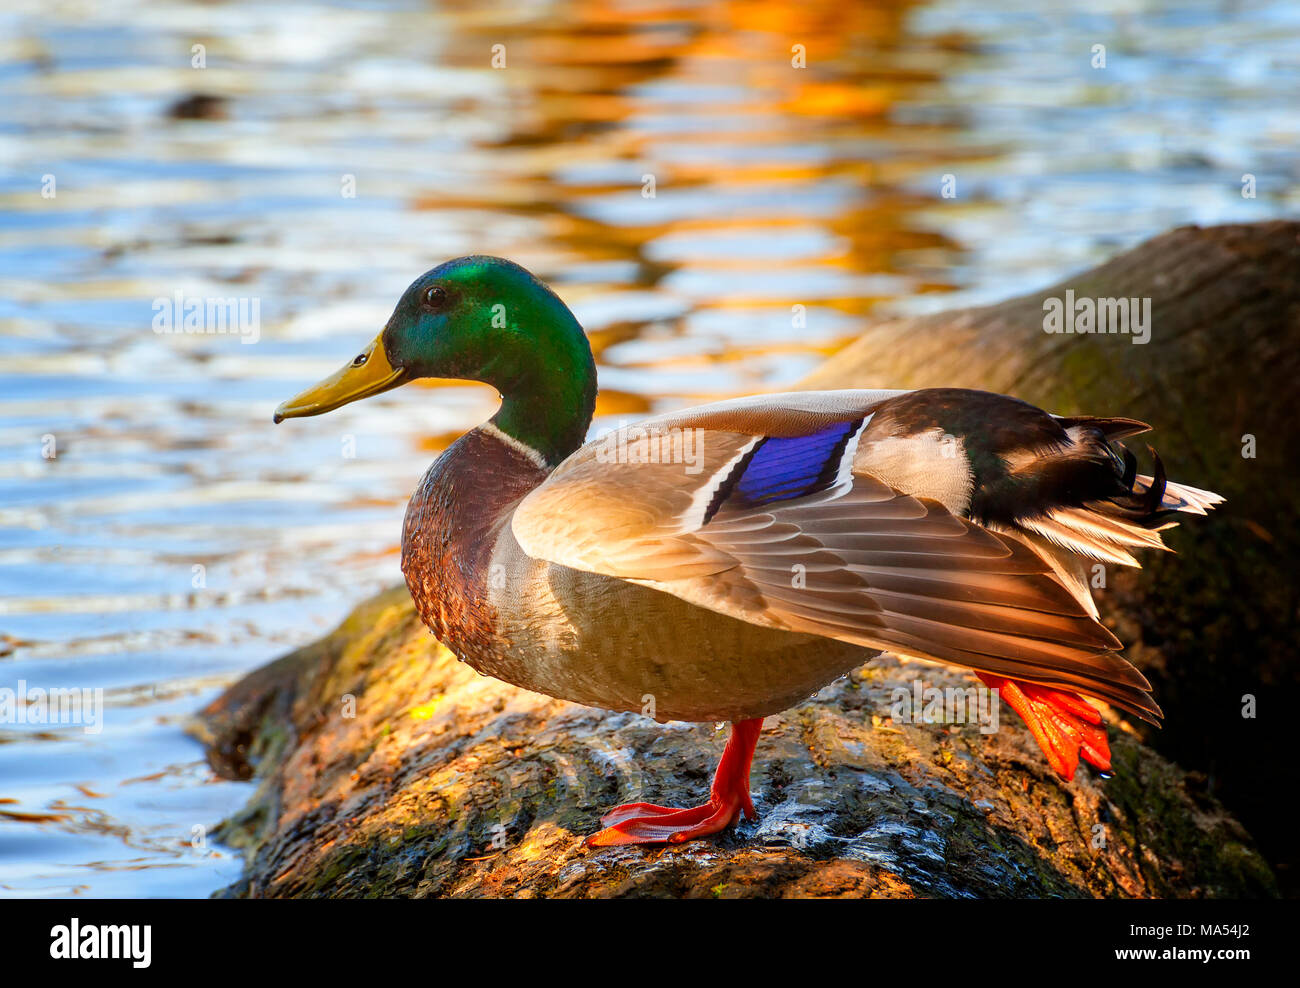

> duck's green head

[{"left": 274, "top": 256, "right": 597, "bottom": 465}]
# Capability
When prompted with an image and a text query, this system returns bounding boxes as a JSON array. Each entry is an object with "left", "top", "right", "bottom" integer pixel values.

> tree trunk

[{"left": 193, "top": 222, "right": 1294, "bottom": 898}]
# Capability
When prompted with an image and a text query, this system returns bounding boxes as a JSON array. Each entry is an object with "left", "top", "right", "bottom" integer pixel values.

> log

[{"left": 192, "top": 223, "right": 1293, "bottom": 898}]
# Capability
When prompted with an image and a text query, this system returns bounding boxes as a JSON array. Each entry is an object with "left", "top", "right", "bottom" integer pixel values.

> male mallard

[{"left": 274, "top": 256, "right": 1222, "bottom": 847}]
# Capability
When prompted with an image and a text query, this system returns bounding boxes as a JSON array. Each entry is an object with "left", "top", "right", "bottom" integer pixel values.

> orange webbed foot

[
  {"left": 586, "top": 718, "right": 762, "bottom": 847},
  {"left": 977, "top": 674, "right": 1112, "bottom": 780}
]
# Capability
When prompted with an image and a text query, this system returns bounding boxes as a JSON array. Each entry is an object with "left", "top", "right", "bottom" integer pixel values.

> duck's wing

[{"left": 511, "top": 389, "right": 1161, "bottom": 723}]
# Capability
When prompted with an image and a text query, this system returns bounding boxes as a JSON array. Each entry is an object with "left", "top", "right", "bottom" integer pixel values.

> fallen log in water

[{"left": 193, "top": 222, "right": 1295, "bottom": 898}]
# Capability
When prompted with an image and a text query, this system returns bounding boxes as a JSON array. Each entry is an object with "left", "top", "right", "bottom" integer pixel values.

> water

[{"left": 1, "top": 0, "right": 1296, "bottom": 897}]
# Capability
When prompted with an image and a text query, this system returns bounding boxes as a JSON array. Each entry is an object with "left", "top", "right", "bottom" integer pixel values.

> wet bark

[{"left": 193, "top": 222, "right": 1293, "bottom": 898}]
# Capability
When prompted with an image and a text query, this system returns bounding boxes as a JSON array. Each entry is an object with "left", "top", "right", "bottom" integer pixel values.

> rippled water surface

[{"left": 1, "top": 0, "right": 1297, "bottom": 896}]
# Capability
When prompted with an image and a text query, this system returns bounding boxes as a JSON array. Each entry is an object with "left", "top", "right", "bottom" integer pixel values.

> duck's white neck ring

[{"left": 481, "top": 421, "right": 551, "bottom": 471}]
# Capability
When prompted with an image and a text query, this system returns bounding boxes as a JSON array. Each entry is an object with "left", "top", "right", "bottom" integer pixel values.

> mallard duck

[{"left": 274, "top": 256, "right": 1222, "bottom": 847}]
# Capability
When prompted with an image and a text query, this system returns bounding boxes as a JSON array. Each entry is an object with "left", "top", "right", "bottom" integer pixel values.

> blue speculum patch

[{"left": 730, "top": 419, "right": 861, "bottom": 508}]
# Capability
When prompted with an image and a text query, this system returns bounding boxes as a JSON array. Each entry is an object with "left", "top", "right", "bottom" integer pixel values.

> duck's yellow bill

[{"left": 274, "top": 333, "right": 406, "bottom": 423}]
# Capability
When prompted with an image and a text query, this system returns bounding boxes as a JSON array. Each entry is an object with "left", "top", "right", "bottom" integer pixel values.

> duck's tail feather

[
  {"left": 1019, "top": 443, "right": 1224, "bottom": 567},
  {"left": 1054, "top": 414, "right": 1152, "bottom": 442},
  {"left": 1133, "top": 470, "right": 1225, "bottom": 518}
]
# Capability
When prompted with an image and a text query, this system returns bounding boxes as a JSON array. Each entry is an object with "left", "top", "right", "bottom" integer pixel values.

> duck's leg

[
  {"left": 585, "top": 718, "right": 763, "bottom": 847},
  {"left": 976, "top": 673, "right": 1111, "bottom": 780}
]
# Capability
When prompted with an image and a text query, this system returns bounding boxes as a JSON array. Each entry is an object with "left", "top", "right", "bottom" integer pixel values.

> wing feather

[{"left": 512, "top": 390, "right": 1160, "bottom": 723}]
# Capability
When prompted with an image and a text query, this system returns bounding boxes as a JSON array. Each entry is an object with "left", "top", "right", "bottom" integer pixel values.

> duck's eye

[
  {"left": 423, "top": 285, "right": 448, "bottom": 310},
  {"left": 351, "top": 352, "right": 368, "bottom": 368}
]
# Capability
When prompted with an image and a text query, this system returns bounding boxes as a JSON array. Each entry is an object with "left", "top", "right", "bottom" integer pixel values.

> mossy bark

[
  {"left": 192, "top": 222, "right": 1292, "bottom": 898},
  {"left": 193, "top": 589, "right": 1272, "bottom": 898}
]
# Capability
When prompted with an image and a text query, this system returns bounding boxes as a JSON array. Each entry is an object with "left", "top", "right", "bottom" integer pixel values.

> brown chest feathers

[{"left": 400, "top": 427, "right": 548, "bottom": 665}]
